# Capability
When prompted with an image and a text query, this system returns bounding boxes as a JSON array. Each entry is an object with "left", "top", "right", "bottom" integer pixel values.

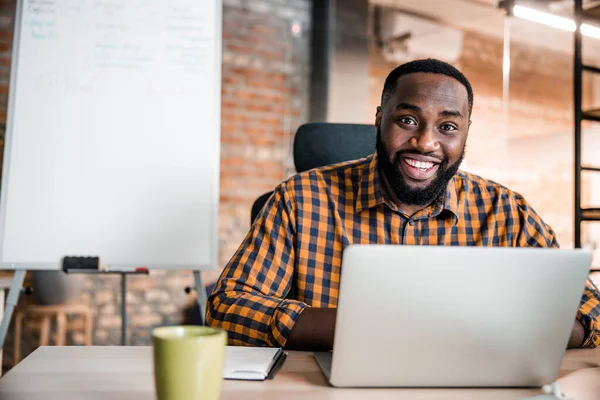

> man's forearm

[
  {"left": 206, "top": 291, "right": 307, "bottom": 347},
  {"left": 285, "top": 307, "right": 336, "bottom": 351}
]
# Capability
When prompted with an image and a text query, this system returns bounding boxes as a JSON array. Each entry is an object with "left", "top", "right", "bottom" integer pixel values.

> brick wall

[
  {"left": 0, "top": 0, "right": 311, "bottom": 370},
  {"left": 218, "top": 0, "right": 310, "bottom": 275}
]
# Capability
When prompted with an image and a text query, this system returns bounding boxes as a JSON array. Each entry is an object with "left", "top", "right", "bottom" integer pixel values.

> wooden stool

[{"left": 13, "top": 303, "right": 93, "bottom": 365}]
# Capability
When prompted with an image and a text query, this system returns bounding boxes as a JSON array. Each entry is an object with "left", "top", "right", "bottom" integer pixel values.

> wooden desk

[{"left": 0, "top": 346, "right": 600, "bottom": 400}]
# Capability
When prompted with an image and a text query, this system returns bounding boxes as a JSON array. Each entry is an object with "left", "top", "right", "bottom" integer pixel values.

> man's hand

[
  {"left": 568, "top": 319, "right": 585, "bottom": 349},
  {"left": 285, "top": 308, "right": 336, "bottom": 351}
]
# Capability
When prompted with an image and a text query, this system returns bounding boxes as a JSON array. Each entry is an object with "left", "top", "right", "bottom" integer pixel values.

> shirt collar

[
  {"left": 355, "top": 152, "right": 460, "bottom": 223},
  {"left": 439, "top": 176, "right": 459, "bottom": 224},
  {"left": 355, "top": 153, "right": 388, "bottom": 213}
]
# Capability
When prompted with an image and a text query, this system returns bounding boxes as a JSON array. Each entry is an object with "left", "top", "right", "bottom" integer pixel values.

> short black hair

[{"left": 381, "top": 59, "right": 474, "bottom": 116}]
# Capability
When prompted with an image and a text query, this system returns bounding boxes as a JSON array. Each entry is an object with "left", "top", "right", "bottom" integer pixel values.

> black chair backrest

[
  {"left": 250, "top": 123, "right": 377, "bottom": 225},
  {"left": 250, "top": 191, "right": 275, "bottom": 225},
  {"left": 293, "top": 123, "right": 377, "bottom": 173}
]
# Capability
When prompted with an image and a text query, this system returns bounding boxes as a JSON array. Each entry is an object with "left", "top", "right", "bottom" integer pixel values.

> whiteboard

[{"left": 0, "top": 0, "right": 221, "bottom": 270}]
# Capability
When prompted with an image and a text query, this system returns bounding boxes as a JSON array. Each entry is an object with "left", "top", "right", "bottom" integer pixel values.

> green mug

[{"left": 152, "top": 325, "right": 227, "bottom": 400}]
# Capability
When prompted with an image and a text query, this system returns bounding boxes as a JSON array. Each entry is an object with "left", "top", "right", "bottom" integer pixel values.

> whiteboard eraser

[{"left": 62, "top": 256, "right": 100, "bottom": 271}]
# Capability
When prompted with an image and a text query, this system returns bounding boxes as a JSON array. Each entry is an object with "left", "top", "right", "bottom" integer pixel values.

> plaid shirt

[{"left": 206, "top": 153, "right": 600, "bottom": 348}]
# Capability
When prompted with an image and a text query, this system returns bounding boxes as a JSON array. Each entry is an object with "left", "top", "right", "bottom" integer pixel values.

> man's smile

[{"left": 399, "top": 155, "right": 441, "bottom": 182}]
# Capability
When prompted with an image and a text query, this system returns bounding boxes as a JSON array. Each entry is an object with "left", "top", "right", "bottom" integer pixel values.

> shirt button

[{"left": 408, "top": 221, "right": 413, "bottom": 226}]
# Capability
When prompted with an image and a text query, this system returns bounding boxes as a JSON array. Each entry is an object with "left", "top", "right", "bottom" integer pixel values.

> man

[{"left": 206, "top": 59, "right": 600, "bottom": 350}]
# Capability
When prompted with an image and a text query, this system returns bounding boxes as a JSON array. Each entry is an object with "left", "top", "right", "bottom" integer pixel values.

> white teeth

[{"left": 405, "top": 158, "right": 434, "bottom": 170}]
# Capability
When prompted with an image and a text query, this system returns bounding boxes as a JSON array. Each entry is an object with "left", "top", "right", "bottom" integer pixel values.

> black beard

[{"left": 376, "top": 130, "right": 465, "bottom": 206}]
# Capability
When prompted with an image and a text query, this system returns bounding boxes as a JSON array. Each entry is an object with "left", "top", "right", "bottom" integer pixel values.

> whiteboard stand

[
  {"left": 194, "top": 270, "right": 208, "bottom": 325},
  {"left": 63, "top": 268, "right": 150, "bottom": 346},
  {"left": 0, "top": 270, "right": 26, "bottom": 350},
  {"left": 121, "top": 273, "right": 126, "bottom": 345}
]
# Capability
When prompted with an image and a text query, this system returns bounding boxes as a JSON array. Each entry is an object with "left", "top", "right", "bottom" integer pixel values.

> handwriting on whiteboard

[
  {"left": 34, "top": 72, "right": 205, "bottom": 97},
  {"left": 26, "top": 0, "right": 57, "bottom": 15},
  {"left": 23, "top": 0, "right": 215, "bottom": 92}
]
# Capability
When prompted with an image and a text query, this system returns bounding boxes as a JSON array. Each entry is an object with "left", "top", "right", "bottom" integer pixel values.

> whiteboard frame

[
  {"left": 0, "top": 0, "right": 223, "bottom": 271},
  {"left": 210, "top": 0, "right": 223, "bottom": 272}
]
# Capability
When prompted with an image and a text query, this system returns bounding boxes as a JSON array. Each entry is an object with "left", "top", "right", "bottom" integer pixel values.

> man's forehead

[{"left": 391, "top": 72, "right": 469, "bottom": 109}]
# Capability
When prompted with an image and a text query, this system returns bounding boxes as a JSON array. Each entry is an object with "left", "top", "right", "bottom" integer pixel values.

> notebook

[{"left": 223, "top": 346, "right": 286, "bottom": 381}]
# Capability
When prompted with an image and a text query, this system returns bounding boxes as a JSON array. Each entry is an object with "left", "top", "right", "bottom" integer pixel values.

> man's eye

[
  {"left": 440, "top": 124, "right": 457, "bottom": 132},
  {"left": 398, "top": 117, "right": 416, "bottom": 125}
]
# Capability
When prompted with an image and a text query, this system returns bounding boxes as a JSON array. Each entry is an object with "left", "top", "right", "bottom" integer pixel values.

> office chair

[{"left": 250, "top": 122, "right": 377, "bottom": 224}]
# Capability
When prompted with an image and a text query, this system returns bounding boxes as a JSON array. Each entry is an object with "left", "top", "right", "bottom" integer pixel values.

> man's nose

[{"left": 410, "top": 126, "right": 439, "bottom": 153}]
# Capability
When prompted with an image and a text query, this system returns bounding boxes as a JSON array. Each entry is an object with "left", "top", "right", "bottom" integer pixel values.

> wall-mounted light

[{"left": 511, "top": 4, "right": 600, "bottom": 40}]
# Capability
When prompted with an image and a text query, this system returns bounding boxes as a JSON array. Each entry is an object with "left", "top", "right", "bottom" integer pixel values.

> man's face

[{"left": 376, "top": 72, "right": 470, "bottom": 206}]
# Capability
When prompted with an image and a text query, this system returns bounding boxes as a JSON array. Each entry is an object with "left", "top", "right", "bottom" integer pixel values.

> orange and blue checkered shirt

[{"left": 206, "top": 153, "right": 600, "bottom": 348}]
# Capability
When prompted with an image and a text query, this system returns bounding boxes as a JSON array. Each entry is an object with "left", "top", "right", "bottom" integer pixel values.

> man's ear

[{"left": 375, "top": 106, "right": 382, "bottom": 128}]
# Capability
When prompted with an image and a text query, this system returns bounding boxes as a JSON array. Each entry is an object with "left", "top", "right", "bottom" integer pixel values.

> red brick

[
  {"left": 254, "top": 117, "right": 283, "bottom": 128},
  {"left": 249, "top": 24, "right": 278, "bottom": 37},
  {"left": 249, "top": 136, "right": 277, "bottom": 146},
  {"left": 229, "top": 67, "right": 254, "bottom": 77},
  {"left": 221, "top": 112, "right": 253, "bottom": 124},
  {"left": 244, "top": 127, "right": 268, "bottom": 136},
  {"left": 221, "top": 136, "right": 247, "bottom": 146},
  {"left": 0, "top": 30, "right": 12, "bottom": 40},
  {"left": 0, "top": 40, "right": 10, "bottom": 53},
  {"left": 244, "top": 103, "right": 282, "bottom": 113},
  {"left": 256, "top": 49, "right": 284, "bottom": 61},
  {"left": 221, "top": 156, "right": 246, "bottom": 168},
  {"left": 222, "top": 75, "right": 240, "bottom": 85},
  {"left": 226, "top": 44, "right": 255, "bottom": 55},
  {"left": 221, "top": 100, "right": 239, "bottom": 109}
]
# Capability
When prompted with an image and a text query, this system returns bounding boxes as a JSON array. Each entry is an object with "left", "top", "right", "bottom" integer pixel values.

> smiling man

[{"left": 206, "top": 59, "right": 600, "bottom": 350}]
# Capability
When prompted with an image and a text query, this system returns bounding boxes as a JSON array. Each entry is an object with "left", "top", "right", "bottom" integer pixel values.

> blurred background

[{"left": 0, "top": 0, "right": 599, "bottom": 373}]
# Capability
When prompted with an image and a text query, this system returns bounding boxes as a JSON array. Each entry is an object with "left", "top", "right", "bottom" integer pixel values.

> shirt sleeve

[
  {"left": 515, "top": 194, "right": 600, "bottom": 348},
  {"left": 205, "top": 182, "right": 307, "bottom": 347}
]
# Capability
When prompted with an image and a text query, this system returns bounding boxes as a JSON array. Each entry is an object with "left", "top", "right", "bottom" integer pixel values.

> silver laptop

[{"left": 315, "top": 245, "right": 593, "bottom": 387}]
